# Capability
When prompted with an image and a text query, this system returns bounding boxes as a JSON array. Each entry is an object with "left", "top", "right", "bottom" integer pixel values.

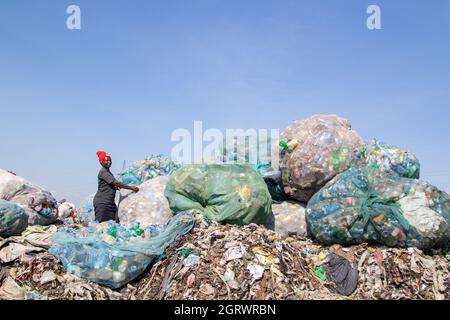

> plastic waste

[
  {"left": 165, "top": 164, "right": 272, "bottom": 226},
  {"left": 118, "top": 155, "right": 181, "bottom": 186},
  {"left": 361, "top": 139, "right": 420, "bottom": 178},
  {"left": 275, "top": 115, "right": 364, "bottom": 202},
  {"left": 50, "top": 211, "right": 195, "bottom": 289},
  {"left": 269, "top": 201, "right": 307, "bottom": 238},
  {"left": 306, "top": 167, "right": 450, "bottom": 248},
  {"left": 57, "top": 201, "right": 77, "bottom": 219},
  {"left": 0, "top": 169, "right": 58, "bottom": 225},
  {"left": 183, "top": 254, "right": 201, "bottom": 267},
  {"left": 0, "top": 200, "right": 29, "bottom": 238},
  {"left": 118, "top": 176, "right": 172, "bottom": 229}
]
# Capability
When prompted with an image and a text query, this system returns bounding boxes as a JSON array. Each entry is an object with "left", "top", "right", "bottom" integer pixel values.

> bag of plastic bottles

[
  {"left": 50, "top": 211, "right": 195, "bottom": 289},
  {"left": 275, "top": 115, "right": 364, "bottom": 202},
  {"left": 118, "top": 154, "right": 181, "bottom": 186},
  {"left": 0, "top": 169, "right": 58, "bottom": 226},
  {"left": 361, "top": 139, "right": 420, "bottom": 178},
  {"left": 118, "top": 176, "right": 172, "bottom": 229},
  {"left": 0, "top": 200, "right": 29, "bottom": 238},
  {"left": 165, "top": 164, "right": 272, "bottom": 226},
  {"left": 269, "top": 201, "right": 307, "bottom": 238},
  {"left": 306, "top": 167, "right": 450, "bottom": 249},
  {"left": 78, "top": 194, "right": 96, "bottom": 224}
]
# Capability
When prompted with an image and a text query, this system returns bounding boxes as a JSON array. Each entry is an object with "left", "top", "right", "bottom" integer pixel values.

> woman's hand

[{"left": 132, "top": 186, "right": 139, "bottom": 192}]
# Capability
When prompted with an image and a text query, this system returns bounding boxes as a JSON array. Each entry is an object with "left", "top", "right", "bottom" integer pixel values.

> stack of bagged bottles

[{"left": 50, "top": 212, "right": 195, "bottom": 289}]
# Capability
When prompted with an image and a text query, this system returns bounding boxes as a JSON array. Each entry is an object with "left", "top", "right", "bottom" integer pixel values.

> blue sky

[{"left": 0, "top": 0, "right": 449, "bottom": 204}]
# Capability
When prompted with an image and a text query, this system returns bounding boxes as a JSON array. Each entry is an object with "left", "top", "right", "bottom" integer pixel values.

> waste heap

[
  {"left": 108, "top": 216, "right": 450, "bottom": 300},
  {"left": 0, "top": 216, "right": 448, "bottom": 300}
]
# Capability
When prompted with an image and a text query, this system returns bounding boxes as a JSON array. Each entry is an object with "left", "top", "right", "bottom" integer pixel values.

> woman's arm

[{"left": 113, "top": 180, "right": 139, "bottom": 192}]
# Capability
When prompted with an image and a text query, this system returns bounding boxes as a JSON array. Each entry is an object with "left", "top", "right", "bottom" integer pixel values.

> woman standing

[{"left": 94, "top": 151, "right": 139, "bottom": 223}]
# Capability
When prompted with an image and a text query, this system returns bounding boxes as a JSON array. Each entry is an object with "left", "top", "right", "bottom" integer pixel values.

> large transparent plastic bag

[
  {"left": 118, "top": 176, "right": 172, "bottom": 228},
  {"left": 50, "top": 211, "right": 194, "bottom": 289},
  {"left": 0, "top": 169, "right": 58, "bottom": 225},
  {"left": 275, "top": 115, "right": 364, "bottom": 202}
]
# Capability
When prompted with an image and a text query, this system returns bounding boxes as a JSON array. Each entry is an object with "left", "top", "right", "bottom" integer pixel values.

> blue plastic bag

[{"left": 50, "top": 211, "right": 194, "bottom": 289}]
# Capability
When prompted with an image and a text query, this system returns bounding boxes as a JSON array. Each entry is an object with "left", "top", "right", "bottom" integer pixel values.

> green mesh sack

[
  {"left": 165, "top": 164, "right": 272, "bottom": 226},
  {"left": 306, "top": 167, "right": 450, "bottom": 249}
]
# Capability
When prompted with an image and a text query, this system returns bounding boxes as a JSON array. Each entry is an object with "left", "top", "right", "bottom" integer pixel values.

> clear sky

[{"left": 1, "top": 0, "right": 449, "bottom": 205}]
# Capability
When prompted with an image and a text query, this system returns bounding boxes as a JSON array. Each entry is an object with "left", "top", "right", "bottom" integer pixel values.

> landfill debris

[
  {"left": 49, "top": 212, "right": 195, "bottom": 289},
  {"left": 361, "top": 139, "right": 420, "bottom": 179},
  {"left": 40, "top": 270, "right": 57, "bottom": 285},
  {"left": 57, "top": 200, "right": 77, "bottom": 220},
  {"left": 165, "top": 164, "right": 272, "bottom": 226},
  {"left": 274, "top": 115, "right": 364, "bottom": 202},
  {"left": 118, "top": 176, "right": 172, "bottom": 228},
  {"left": 306, "top": 167, "right": 450, "bottom": 248},
  {"left": 121, "top": 217, "right": 450, "bottom": 300},
  {"left": 0, "top": 169, "right": 58, "bottom": 225},
  {"left": 0, "top": 242, "right": 44, "bottom": 263},
  {"left": 325, "top": 253, "right": 358, "bottom": 296},
  {"left": 0, "top": 216, "right": 448, "bottom": 300},
  {"left": 183, "top": 254, "right": 201, "bottom": 267},
  {"left": 0, "top": 200, "right": 28, "bottom": 238},
  {"left": 0, "top": 277, "right": 27, "bottom": 300},
  {"left": 314, "top": 266, "right": 327, "bottom": 282},
  {"left": 118, "top": 154, "right": 181, "bottom": 186}
]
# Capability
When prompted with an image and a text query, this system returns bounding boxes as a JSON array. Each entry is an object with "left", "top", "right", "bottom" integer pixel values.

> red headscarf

[{"left": 96, "top": 151, "right": 110, "bottom": 164}]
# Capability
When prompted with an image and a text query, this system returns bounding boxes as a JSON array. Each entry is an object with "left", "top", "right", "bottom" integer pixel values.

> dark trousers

[{"left": 94, "top": 203, "right": 119, "bottom": 223}]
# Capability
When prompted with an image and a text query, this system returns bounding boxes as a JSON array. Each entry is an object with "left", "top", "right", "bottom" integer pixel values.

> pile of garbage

[
  {"left": 1, "top": 217, "right": 448, "bottom": 300},
  {"left": 1, "top": 114, "right": 449, "bottom": 300}
]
